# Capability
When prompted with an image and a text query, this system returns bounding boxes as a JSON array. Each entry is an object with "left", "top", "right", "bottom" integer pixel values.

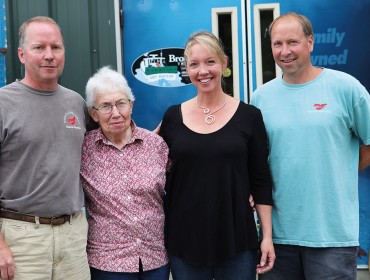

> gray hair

[
  {"left": 85, "top": 66, "right": 135, "bottom": 108},
  {"left": 19, "top": 16, "right": 64, "bottom": 50}
]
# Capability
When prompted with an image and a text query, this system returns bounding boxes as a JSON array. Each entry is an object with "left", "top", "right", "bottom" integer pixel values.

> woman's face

[
  {"left": 90, "top": 91, "right": 133, "bottom": 138},
  {"left": 186, "top": 43, "right": 226, "bottom": 94}
]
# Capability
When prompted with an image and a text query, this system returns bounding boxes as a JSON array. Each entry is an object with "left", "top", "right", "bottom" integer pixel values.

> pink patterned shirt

[{"left": 80, "top": 122, "right": 169, "bottom": 272}]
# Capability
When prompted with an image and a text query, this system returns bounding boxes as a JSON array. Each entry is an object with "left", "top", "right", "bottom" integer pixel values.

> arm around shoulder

[{"left": 359, "top": 144, "right": 370, "bottom": 172}]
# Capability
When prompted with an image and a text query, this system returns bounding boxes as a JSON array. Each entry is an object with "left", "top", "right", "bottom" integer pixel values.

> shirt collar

[{"left": 93, "top": 120, "right": 144, "bottom": 146}]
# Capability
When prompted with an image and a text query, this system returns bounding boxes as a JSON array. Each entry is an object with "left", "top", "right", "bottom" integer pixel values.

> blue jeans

[
  {"left": 169, "top": 250, "right": 258, "bottom": 280},
  {"left": 260, "top": 244, "right": 357, "bottom": 280},
  {"left": 90, "top": 263, "right": 170, "bottom": 280}
]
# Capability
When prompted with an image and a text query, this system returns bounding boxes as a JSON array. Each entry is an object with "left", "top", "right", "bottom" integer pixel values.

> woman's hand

[
  {"left": 257, "top": 237, "right": 275, "bottom": 274},
  {"left": 153, "top": 122, "right": 162, "bottom": 134}
]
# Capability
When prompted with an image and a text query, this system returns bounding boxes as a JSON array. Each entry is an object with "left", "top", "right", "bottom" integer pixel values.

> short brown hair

[
  {"left": 18, "top": 16, "right": 64, "bottom": 49},
  {"left": 269, "top": 12, "right": 314, "bottom": 38}
]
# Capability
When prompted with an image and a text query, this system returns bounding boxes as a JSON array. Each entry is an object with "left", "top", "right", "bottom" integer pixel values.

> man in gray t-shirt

[{"left": 0, "top": 16, "right": 90, "bottom": 279}]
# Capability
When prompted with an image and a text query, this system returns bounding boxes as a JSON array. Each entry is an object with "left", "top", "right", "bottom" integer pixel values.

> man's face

[
  {"left": 270, "top": 16, "right": 313, "bottom": 83},
  {"left": 18, "top": 22, "right": 65, "bottom": 90}
]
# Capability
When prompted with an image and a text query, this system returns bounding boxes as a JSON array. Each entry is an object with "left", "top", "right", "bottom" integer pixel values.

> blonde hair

[{"left": 184, "top": 31, "right": 227, "bottom": 65}]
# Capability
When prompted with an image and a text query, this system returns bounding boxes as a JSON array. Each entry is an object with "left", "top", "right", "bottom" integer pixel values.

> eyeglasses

[{"left": 93, "top": 99, "right": 131, "bottom": 114}]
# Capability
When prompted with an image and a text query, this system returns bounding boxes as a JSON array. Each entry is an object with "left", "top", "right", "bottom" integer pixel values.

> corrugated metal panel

[{"left": 0, "top": 0, "right": 6, "bottom": 87}]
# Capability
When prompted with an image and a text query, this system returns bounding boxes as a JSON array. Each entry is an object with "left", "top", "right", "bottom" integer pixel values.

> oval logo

[{"left": 131, "top": 47, "right": 191, "bottom": 87}]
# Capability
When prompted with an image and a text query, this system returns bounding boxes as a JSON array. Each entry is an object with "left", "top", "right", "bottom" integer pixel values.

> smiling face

[
  {"left": 18, "top": 21, "right": 65, "bottom": 91},
  {"left": 90, "top": 91, "right": 133, "bottom": 140},
  {"left": 186, "top": 43, "right": 226, "bottom": 94},
  {"left": 270, "top": 15, "right": 314, "bottom": 83}
]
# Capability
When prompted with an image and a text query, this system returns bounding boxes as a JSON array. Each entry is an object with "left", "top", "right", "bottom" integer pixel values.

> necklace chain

[{"left": 196, "top": 94, "right": 227, "bottom": 125}]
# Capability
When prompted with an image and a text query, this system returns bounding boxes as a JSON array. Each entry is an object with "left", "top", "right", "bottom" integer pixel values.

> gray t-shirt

[{"left": 0, "top": 81, "right": 87, "bottom": 217}]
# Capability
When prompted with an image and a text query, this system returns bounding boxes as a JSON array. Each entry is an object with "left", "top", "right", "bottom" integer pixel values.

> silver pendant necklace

[{"left": 196, "top": 94, "right": 226, "bottom": 125}]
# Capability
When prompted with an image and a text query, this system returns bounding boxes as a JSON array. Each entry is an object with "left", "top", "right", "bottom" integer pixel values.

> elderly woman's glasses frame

[{"left": 93, "top": 99, "right": 131, "bottom": 114}]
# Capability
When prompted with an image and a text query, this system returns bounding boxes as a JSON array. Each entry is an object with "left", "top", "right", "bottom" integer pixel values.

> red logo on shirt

[
  {"left": 64, "top": 112, "right": 81, "bottom": 129},
  {"left": 67, "top": 116, "right": 76, "bottom": 125},
  {"left": 313, "top": 104, "right": 327, "bottom": 110}
]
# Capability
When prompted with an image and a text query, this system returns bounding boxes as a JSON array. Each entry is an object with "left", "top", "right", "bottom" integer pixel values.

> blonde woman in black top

[{"left": 159, "top": 31, "right": 275, "bottom": 280}]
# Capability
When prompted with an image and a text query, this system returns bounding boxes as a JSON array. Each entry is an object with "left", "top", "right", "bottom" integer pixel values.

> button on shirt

[{"left": 80, "top": 122, "right": 169, "bottom": 272}]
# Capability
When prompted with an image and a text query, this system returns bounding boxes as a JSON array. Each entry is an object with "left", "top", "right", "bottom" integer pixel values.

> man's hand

[{"left": 0, "top": 236, "right": 14, "bottom": 280}]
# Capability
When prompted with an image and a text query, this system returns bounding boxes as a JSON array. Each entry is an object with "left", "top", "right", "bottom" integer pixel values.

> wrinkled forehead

[
  {"left": 270, "top": 17, "right": 306, "bottom": 39},
  {"left": 25, "top": 22, "right": 64, "bottom": 42},
  {"left": 94, "top": 90, "right": 129, "bottom": 104}
]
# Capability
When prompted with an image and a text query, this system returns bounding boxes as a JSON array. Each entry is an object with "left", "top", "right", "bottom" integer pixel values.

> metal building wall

[{"left": 0, "top": 0, "right": 6, "bottom": 87}]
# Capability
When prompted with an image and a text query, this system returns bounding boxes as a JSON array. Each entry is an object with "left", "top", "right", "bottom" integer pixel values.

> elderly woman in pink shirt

[{"left": 80, "top": 66, "right": 169, "bottom": 280}]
